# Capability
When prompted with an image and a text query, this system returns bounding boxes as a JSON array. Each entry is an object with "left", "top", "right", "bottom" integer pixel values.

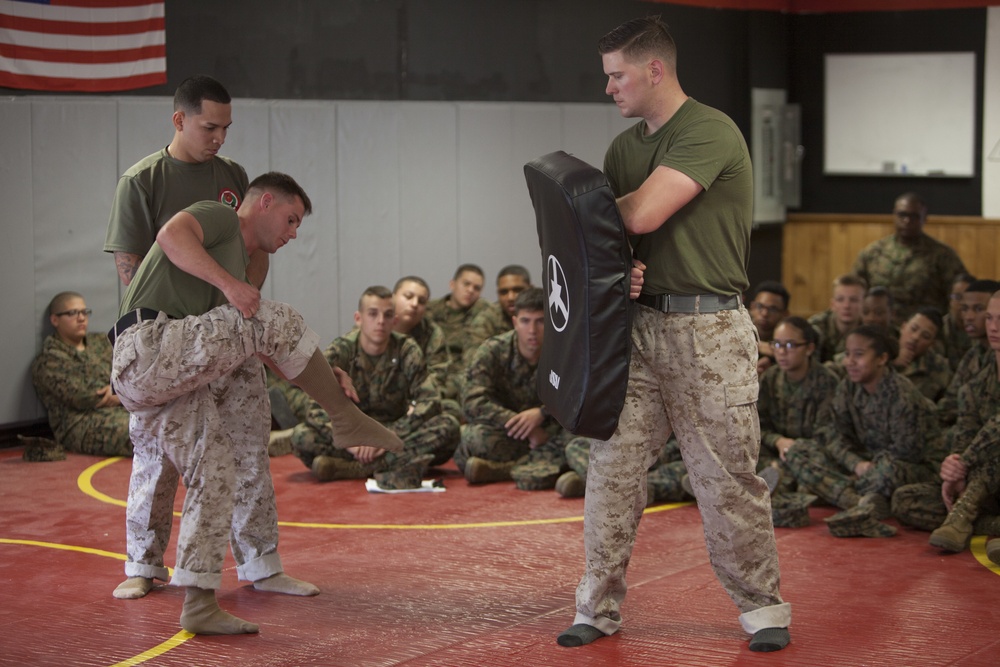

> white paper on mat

[{"left": 364, "top": 479, "right": 446, "bottom": 494}]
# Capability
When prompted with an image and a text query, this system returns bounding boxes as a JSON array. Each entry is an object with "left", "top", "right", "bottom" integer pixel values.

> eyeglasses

[
  {"left": 751, "top": 302, "right": 785, "bottom": 316},
  {"left": 55, "top": 309, "right": 92, "bottom": 318},
  {"left": 772, "top": 340, "right": 808, "bottom": 351}
]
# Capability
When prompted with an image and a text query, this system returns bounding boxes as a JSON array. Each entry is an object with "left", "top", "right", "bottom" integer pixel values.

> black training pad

[{"left": 524, "top": 150, "right": 632, "bottom": 440}]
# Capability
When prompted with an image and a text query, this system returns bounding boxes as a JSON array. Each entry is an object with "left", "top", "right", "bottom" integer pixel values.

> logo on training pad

[
  {"left": 547, "top": 254, "right": 569, "bottom": 333},
  {"left": 219, "top": 188, "right": 241, "bottom": 209},
  {"left": 549, "top": 370, "right": 561, "bottom": 389}
]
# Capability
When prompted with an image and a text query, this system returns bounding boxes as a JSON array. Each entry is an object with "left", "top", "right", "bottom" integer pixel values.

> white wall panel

[
  {"left": 337, "top": 102, "right": 402, "bottom": 333},
  {"left": 268, "top": 101, "right": 341, "bottom": 341},
  {"left": 0, "top": 99, "right": 41, "bottom": 424},
  {"left": 223, "top": 98, "right": 271, "bottom": 186},
  {"left": 398, "top": 102, "right": 459, "bottom": 299},
  {"left": 116, "top": 97, "right": 173, "bottom": 175}
]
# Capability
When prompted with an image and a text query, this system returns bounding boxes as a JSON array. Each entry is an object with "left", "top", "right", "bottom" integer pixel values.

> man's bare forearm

[{"left": 114, "top": 251, "right": 142, "bottom": 286}]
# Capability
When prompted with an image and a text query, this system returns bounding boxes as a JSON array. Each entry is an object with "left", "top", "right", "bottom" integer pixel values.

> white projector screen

[{"left": 824, "top": 52, "right": 976, "bottom": 177}]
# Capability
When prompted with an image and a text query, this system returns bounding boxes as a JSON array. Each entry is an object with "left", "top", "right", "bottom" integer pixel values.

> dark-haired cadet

[
  {"left": 861, "top": 286, "right": 897, "bottom": 337},
  {"left": 463, "top": 265, "right": 532, "bottom": 364},
  {"left": 104, "top": 75, "right": 298, "bottom": 603},
  {"left": 892, "top": 307, "right": 952, "bottom": 402},
  {"left": 457, "top": 287, "right": 570, "bottom": 490},
  {"left": 425, "top": 263, "right": 489, "bottom": 400},
  {"left": 827, "top": 325, "right": 940, "bottom": 519},
  {"left": 935, "top": 273, "right": 975, "bottom": 369},
  {"left": 746, "top": 281, "right": 790, "bottom": 375},
  {"left": 937, "top": 279, "right": 1000, "bottom": 426},
  {"left": 109, "top": 173, "right": 403, "bottom": 634},
  {"left": 757, "top": 317, "right": 839, "bottom": 494}
]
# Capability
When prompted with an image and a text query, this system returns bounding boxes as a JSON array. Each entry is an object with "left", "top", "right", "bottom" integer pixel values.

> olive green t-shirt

[
  {"left": 604, "top": 98, "right": 753, "bottom": 296},
  {"left": 118, "top": 201, "right": 249, "bottom": 319}
]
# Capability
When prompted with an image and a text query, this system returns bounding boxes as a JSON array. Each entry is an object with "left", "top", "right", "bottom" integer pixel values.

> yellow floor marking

[
  {"left": 970, "top": 535, "right": 1000, "bottom": 575},
  {"left": 0, "top": 539, "right": 187, "bottom": 665},
  {"left": 77, "top": 457, "right": 690, "bottom": 528}
]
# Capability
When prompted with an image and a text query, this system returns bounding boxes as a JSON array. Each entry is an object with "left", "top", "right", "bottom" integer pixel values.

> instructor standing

[{"left": 557, "top": 17, "right": 791, "bottom": 653}]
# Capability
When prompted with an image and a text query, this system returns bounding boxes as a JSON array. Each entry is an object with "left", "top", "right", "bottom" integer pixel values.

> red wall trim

[{"left": 649, "top": 0, "right": 1000, "bottom": 11}]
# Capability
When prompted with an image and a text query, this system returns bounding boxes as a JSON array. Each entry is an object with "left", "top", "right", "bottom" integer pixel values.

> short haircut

[
  {"left": 895, "top": 191, "right": 926, "bottom": 209},
  {"left": 497, "top": 264, "right": 531, "bottom": 283},
  {"left": 848, "top": 324, "right": 898, "bottom": 360},
  {"left": 393, "top": 275, "right": 430, "bottom": 296},
  {"left": 966, "top": 279, "right": 1000, "bottom": 296},
  {"left": 358, "top": 285, "right": 392, "bottom": 310},
  {"left": 833, "top": 274, "right": 868, "bottom": 291},
  {"left": 453, "top": 263, "right": 484, "bottom": 281},
  {"left": 912, "top": 306, "right": 943, "bottom": 331},
  {"left": 173, "top": 75, "right": 231, "bottom": 114},
  {"left": 776, "top": 315, "right": 818, "bottom": 347},
  {"left": 952, "top": 272, "right": 976, "bottom": 287},
  {"left": 513, "top": 287, "right": 545, "bottom": 314},
  {"left": 47, "top": 291, "right": 83, "bottom": 316},
  {"left": 866, "top": 285, "right": 893, "bottom": 306},
  {"left": 749, "top": 280, "right": 790, "bottom": 309},
  {"left": 598, "top": 16, "right": 677, "bottom": 70},
  {"left": 247, "top": 172, "right": 312, "bottom": 216}
]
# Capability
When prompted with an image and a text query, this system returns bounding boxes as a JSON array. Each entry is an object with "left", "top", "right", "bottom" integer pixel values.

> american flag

[{"left": 0, "top": 0, "right": 165, "bottom": 92}]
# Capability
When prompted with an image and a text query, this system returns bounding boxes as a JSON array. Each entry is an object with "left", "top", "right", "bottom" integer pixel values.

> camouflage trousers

[
  {"left": 455, "top": 423, "right": 570, "bottom": 489},
  {"left": 572, "top": 305, "right": 789, "bottom": 638},
  {"left": 111, "top": 301, "right": 320, "bottom": 588},
  {"left": 290, "top": 405, "right": 461, "bottom": 471},
  {"left": 784, "top": 442, "right": 934, "bottom": 509},
  {"left": 892, "top": 469, "right": 1000, "bottom": 532},
  {"left": 63, "top": 408, "right": 133, "bottom": 457},
  {"left": 565, "top": 436, "right": 689, "bottom": 503},
  {"left": 267, "top": 374, "right": 314, "bottom": 423}
]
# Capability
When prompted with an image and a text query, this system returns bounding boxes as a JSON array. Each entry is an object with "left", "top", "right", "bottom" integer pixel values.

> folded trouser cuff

[
  {"left": 170, "top": 567, "right": 223, "bottom": 590},
  {"left": 236, "top": 551, "right": 283, "bottom": 583},
  {"left": 124, "top": 562, "right": 169, "bottom": 582},
  {"left": 276, "top": 324, "right": 321, "bottom": 379},
  {"left": 572, "top": 611, "right": 619, "bottom": 637},
  {"left": 739, "top": 602, "right": 792, "bottom": 634}
]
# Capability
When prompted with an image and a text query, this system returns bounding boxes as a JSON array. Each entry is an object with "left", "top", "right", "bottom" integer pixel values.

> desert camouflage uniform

[
  {"left": 758, "top": 360, "right": 839, "bottom": 494},
  {"left": 934, "top": 313, "right": 972, "bottom": 371},
  {"left": 426, "top": 296, "right": 489, "bottom": 399},
  {"left": 898, "top": 348, "right": 953, "bottom": 403},
  {"left": 111, "top": 301, "right": 320, "bottom": 588},
  {"left": 462, "top": 301, "right": 512, "bottom": 365},
  {"left": 938, "top": 341, "right": 993, "bottom": 426},
  {"left": 290, "top": 330, "right": 459, "bottom": 473},
  {"left": 30, "top": 333, "right": 132, "bottom": 457},
  {"left": 807, "top": 309, "right": 852, "bottom": 364},
  {"left": 564, "top": 436, "right": 688, "bottom": 503},
  {"left": 892, "top": 362, "right": 1000, "bottom": 531},
  {"left": 456, "top": 329, "right": 570, "bottom": 487},
  {"left": 853, "top": 233, "right": 967, "bottom": 324}
]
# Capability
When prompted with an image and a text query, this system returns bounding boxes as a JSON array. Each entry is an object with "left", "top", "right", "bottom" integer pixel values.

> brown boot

[
  {"left": 987, "top": 538, "right": 1000, "bottom": 566},
  {"left": 929, "top": 478, "right": 987, "bottom": 553},
  {"left": 311, "top": 456, "right": 370, "bottom": 482},
  {"left": 555, "top": 471, "right": 585, "bottom": 498},
  {"left": 464, "top": 457, "right": 516, "bottom": 484}
]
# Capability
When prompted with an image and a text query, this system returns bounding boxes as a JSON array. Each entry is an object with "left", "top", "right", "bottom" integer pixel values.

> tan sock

[
  {"left": 180, "top": 587, "right": 259, "bottom": 635},
  {"left": 112, "top": 576, "right": 155, "bottom": 600},
  {"left": 253, "top": 572, "right": 320, "bottom": 596},
  {"left": 291, "top": 350, "right": 404, "bottom": 451}
]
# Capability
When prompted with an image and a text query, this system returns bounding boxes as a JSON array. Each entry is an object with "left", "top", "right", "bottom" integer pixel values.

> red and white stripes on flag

[{"left": 0, "top": 0, "right": 165, "bottom": 92}]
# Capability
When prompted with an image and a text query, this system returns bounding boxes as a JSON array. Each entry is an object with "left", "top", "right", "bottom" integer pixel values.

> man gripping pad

[{"left": 524, "top": 150, "right": 632, "bottom": 440}]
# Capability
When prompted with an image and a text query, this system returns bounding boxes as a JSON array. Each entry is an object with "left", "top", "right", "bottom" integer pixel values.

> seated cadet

[
  {"left": 862, "top": 286, "right": 899, "bottom": 338},
  {"left": 556, "top": 436, "right": 691, "bottom": 504},
  {"left": 391, "top": 275, "right": 455, "bottom": 415},
  {"left": 30, "top": 292, "right": 132, "bottom": 457},
  {"left": 463, "top": 265, "right": 532, "bottom": 364},
  {"left": 808, "top": 274, "right": 867, "bottom": 364},
  {"left": 746, "top": 281, "right": 790, "bottom": 375},
  {"left": 892, "top": 307, "right": 952, "bottom": 402},
  {"left": 758, "top": 317, "right": 840, "bottom": 499},
  {"left": 291, "top": 286, "right": 460, "bottom": 488},
  {"left": 892, "top": 290, "right": 1000, "bottom": 551},
  {"left": 425, "top": 263, "right": 489, "bottom": 401},
  {"left": 825, "top": 325, "right": 940, "bottom": 521},
  {"left": 456, "top": 287, "right": 570, "bottom": 490},
  {"left": 937, "top": 279, "right": 1000, "bottom": 426},
  {"left": 935, "top": 272, "right": 975, "bottom": 370}
]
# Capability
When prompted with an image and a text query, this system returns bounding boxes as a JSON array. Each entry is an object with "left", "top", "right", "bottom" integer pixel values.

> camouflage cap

[
  {"left": 18, "top": 435, "right": 66, "bottom": 462},
  {"left": 511, "top": 461, "right": 561, "bottom": 491},
  {"left": 824, "top": 504, "right": 897, "bottom": 538},
  {"left": 771, "top": 492, "right": 818, "bottom": 528},
  {"left": 374, "top": 454, "right": 432, "bottom": 490}
]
